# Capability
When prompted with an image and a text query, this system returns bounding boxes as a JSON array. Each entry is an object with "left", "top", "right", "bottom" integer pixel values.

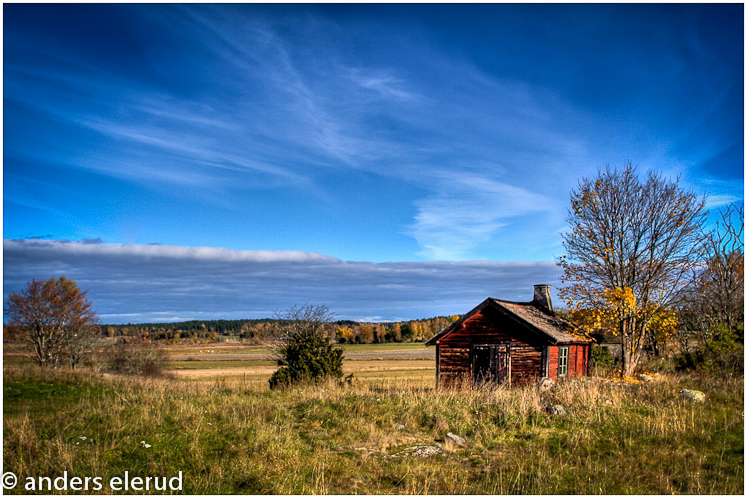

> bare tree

[
  {"left": 559, "top": 163, "right": 707, "bottom": 377},
  {"left": 5, "top": 277, "right": 99, "bottom": 368},
  {"left": 63, "top": 322, "right": 101, "bottom": 370},
  {"left": 679, "top": 204, "right": 744, "bottom": 344},
  {"left": 699, "top": 203, "right": 744, "bottom": 336}
]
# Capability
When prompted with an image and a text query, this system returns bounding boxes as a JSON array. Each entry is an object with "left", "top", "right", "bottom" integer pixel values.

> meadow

[
  {"left": 2, "top": 344, "right": 743, "bottom": 494},
  {"left": 166, "top": 342, "right": 434, "bottom": 384}
]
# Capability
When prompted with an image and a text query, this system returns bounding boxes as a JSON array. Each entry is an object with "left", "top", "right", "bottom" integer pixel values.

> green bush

[
  {"left": 673, "top": 324, "right": 743, "bottom": 376},
  {"left": 590, "top": 344, "right": 613, "bottom": 369},
  {"left": 674, "top": 351, "right": 698, "bottom": 372},
  {"left": 269, "top": 305, "right": 344, "bottom": 390},
  {"left": 696, "top": 325, "right": 744, "bottom": 376},
  {"left": 268, "top": 366, "right": 293, "bottom": 389}
]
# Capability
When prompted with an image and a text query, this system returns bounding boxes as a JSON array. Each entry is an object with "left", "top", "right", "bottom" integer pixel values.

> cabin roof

[{"left": 425, "top": 297, "right": 592, "bottom": 346}]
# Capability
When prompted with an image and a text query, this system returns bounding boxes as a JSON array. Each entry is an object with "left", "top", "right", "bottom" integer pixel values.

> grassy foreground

[{"left": 3, "top": 367, "right": 743, "bottom": 494}]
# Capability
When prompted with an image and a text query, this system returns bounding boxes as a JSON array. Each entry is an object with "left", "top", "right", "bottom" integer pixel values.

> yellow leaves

[
  {"left": 647, "top": 307, "right": 678, "bottom": 349},
  {"left": 567, "top": 286, "right": 677, "bottom": 343},
  {"left": 619, "top": 376, "right": 644, "bottom": 384},
  {"left": 335, "top": 326, "right": 354, "bottom": 343},
  {"left": 603, "top": 287, "right": 637, "bottom": 313}
]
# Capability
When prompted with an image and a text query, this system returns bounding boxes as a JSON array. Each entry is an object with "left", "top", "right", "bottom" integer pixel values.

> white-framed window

[{"left": 558, "top": 346, "right": 569, "bottom": 376}]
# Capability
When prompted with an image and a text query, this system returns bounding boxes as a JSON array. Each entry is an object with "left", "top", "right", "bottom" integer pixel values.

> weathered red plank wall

[
  {"left": 547, "top": 345, "right": 559, "bottom": 379},
  {"left": 437, "top": 307, "right": 545, "bottom": 387},
  {"left": 544, "top": 344, "right": 591, "bottom": 381}
]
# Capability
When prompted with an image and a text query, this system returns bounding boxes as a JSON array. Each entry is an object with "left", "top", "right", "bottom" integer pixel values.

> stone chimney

[{"left": 532, "top": 284, "right": 553, "bottom": 313}]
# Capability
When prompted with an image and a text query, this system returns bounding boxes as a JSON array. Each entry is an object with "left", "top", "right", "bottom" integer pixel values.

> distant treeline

[{"left": 103, "top": 316, "right": 460, "bottom": 344}]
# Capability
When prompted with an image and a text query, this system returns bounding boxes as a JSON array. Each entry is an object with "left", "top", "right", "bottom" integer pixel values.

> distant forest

[{"left": 103, "top": 315, "right": 461, "bottom": 344}]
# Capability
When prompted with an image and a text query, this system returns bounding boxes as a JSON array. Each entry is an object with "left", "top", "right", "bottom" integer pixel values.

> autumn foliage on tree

[
  {"left": 5, "top": 277, "right": 99, "bottom": 369},
  {"left": 558, "top": 163, "right": 706, "bottom": 377}
]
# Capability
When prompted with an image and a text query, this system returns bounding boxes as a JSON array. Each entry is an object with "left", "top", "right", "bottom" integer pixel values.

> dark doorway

[{"left": 472, "top": 343, "right": 510, "bottom": 385}]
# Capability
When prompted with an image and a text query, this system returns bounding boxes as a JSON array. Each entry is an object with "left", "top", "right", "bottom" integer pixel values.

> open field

[
  {"left": 164, "top": 342, "right": 434, "bottom": 361},
  {"left": 167, "top": 343, "right": 435, "bottom": 383},
  {"left": 170, "top": 359, "right": 433, "bottom": 381},
  {"left": 3, "top": 342, "right": 436, "bottom": 383},
  {"left": 2, "top": 363, "right": 743, "bottom": 494}
]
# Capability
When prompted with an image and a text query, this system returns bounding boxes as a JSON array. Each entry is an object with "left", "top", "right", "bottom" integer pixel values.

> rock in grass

[
  {"left": 537, "top": 377, "right": 556, "bottom": 391},
  {"left": 445, "top": 432, "right": 467, "bottom": 447},
  {"left": 390, "top": 444, "right": 443, "bottom": 458},
  {"left": 547, "top": 404, "right": 568, "bottom": 416},
  {"left": 638, "top": 374, "right": 654, "bottom": 383},
  {"left": 394, "top": 423, "right": 405, "bottom": 430},
  {"left": 679, "top": 389, "right": 706, "bottom": 403}
]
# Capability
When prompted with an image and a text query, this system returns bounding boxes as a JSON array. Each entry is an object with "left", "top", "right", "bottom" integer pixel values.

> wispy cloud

[
  {"left": 409, "top": 173, "right": 553, "bottom": 260},
  {"left": 348, "top": 68, "right": 422, "bottom": 102},
  {"left": 3, "top": 4, "right": 742, "bottom": 262},
  {"left": 4, "top": 239, "right": 562, "bottom": 323},
  {"left": 705, "top": 194, "right": 741, "bottom": 210}
]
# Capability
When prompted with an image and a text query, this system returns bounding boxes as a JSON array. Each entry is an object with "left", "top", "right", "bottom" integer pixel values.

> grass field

[
  {"left": 3, "top": 341, "right": 436, "bottom": 381},
  {"left": 166, "top": 342, "right": 435, "bottom": 382},
  {"left": 2, "top": 358, "right": 743, "bottom": 494},
  {"left": 160, "top": 342, "right": 431, "bottom": 356}
]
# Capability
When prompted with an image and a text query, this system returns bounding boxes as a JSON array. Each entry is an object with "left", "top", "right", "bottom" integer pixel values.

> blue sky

[{"left": 3, "top": 4, "right": 744, "bottom": 322}]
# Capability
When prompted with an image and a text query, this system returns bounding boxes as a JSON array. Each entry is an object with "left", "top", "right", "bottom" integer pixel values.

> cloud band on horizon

[{"left": 3, "top": 239, "right": 563, "bottom": 324}]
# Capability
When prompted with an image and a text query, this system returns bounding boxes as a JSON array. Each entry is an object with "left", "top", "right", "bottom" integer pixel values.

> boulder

[
  {"left": 679, "top": 389, "right": 706, "bottom": 403},
  {"left": 537, "top": 377, "right": 556, "bottom": 391},
  {"left": 445, "top": 432, "right": 467, "bottom": 447},
  {"left": 547, "top": 404, "right": 568, "bottom": 416}
]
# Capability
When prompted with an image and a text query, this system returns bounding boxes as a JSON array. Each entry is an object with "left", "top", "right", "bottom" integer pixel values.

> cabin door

[{"left": 472, "top": 344, "right": 510, "bottom": 385}]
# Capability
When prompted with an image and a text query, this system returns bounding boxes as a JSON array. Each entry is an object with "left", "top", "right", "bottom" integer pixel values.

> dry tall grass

[{"left": 3, "top": 366, "right": 743, "bottom": 494}]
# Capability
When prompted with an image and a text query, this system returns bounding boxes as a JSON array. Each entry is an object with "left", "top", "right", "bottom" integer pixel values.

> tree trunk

[
  {"left": 620, "top": 316, "right": 640, "bottom": 378},
  {"left": 620, "top": 320, "right": 630, "bottom": 378}
]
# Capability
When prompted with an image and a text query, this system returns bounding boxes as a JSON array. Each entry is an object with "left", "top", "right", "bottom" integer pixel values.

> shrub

[
  {"left": 268, "top": 366, "right": 293, "bottom": 389},
  {"left": 673, "top": 324, "right": 743, "bottom": 376},
  {"left": 695, "top": 325, "right": 744, "bottom": 376},
  {"left": 269, "top": 304, "right": 344, "bottom": 390},
  {"left": 105, "top": 340, "right": 169, "bottom": 377},
  {"left": 590, "top": 344, "right": 613, "bottom": 370},
  {"left": 674, "top": 351, "right": 698, "bottom": 372}
]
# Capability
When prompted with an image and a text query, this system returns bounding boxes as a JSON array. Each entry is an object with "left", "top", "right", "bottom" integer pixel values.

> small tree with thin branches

[
  {"left": 697, "top": 203, "right": 744, "bottom": 338},
  {"left": 676, "top": 204, "right": 744, "bottom": 373}
]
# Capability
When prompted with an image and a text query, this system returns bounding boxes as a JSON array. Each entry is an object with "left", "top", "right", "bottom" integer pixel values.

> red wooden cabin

[{"left": 425, "top": 285, "right": 592, "bottom": 388}]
